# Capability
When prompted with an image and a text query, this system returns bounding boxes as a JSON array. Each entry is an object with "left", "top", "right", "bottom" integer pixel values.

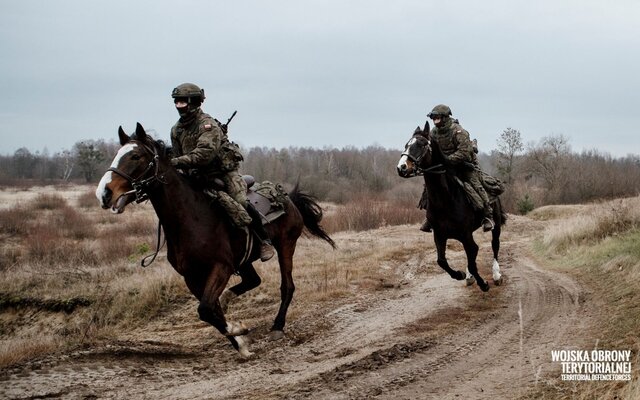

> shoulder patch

[
  {"left": 204, "top": 124, "right": 212, "bottom": 131},
  {"left": 456, "top": 130, "right": 462, "bottom": 133}
]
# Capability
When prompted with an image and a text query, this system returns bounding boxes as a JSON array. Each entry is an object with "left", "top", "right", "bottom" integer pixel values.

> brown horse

[{"left": 96, "top": 123, "right": 335, "bottom": 357}]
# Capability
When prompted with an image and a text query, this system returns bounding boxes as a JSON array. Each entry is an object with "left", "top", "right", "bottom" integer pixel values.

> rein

[{"left": 418, "top": 163, "right": 446, "bottom": 175}]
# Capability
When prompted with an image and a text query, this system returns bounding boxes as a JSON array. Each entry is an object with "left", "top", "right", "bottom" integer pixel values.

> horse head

[
  {"left": 96, "top": 123, "right": 166, "bottom": 213},
  {"left": 397, "top": 120, "right": 434, "bottom": 178}
]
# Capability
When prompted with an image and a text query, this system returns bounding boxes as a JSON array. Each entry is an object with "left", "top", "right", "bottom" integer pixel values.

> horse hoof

[
  {"left": 466, "top": 276, "right": 476, "bottom": 286},
  {"left": 226, "top": 321, "right": 249, "bottom": 337},
  {"left": 454, "top": 270, "right": 466, "bottom": 281},
  {"left": 479, "top": 282, "right": 490, "bottom": 292},
  {"left": 493, "top": 277, "right": 503, "bottom": 286},
  {"left": 235, "top": 336, "right": 254, "bottom": 359},
  {"left": 268, "top": 330, "right": 285, "bottom": 341}
]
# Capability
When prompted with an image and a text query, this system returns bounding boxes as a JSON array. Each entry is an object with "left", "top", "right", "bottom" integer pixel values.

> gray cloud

[{"left": 1, "top": 0, "right": 638, "bottom": 156}]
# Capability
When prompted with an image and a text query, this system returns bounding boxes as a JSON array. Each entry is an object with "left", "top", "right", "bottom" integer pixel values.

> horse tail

[{"left": 289, "top": 184, "right": 336, "bottom": 249}]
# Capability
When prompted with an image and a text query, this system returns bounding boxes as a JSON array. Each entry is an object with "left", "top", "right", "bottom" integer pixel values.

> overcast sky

[{"left": 1, "top": 0, "right": 639, "bottom": 157}]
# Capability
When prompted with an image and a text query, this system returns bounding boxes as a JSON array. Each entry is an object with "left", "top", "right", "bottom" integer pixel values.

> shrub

[
  {"left": 77, "top": 190, "right": 99, "bottom": 209},
  {"left": 516, "top": 194, "right": 535, "bottom": 215},
  {"left": 30, "top": 193, "right": 67, "bottom": 210},
  {"left": 0, "top": 207, "right": 31, "bottom": 235}
]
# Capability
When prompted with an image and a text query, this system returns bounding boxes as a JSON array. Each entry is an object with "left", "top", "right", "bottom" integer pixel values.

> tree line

[{"left": 2, "top": 130, "right": 640, "bottom": 213}]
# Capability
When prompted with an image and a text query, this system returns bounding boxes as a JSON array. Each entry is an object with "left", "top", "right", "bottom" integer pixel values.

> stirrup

[
  {"left": 260, "top": 241, "right": 275, "bottom": 262},
  {"left": 482, "top": 217, "right": 495, "bottom": 232},
  {"left": 419, "top": 219, "right": 432, "bottom": 233}
]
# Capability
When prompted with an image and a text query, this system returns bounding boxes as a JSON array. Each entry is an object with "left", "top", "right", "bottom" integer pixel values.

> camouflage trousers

[
  {"left": 211, "top": 171, "right": 252, "bottom": 227},
  {"left": 461, "top": 170, "right": 493, "bottom": 218}
]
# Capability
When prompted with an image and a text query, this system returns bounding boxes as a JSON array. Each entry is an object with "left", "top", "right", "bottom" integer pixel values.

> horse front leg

[
  {"left": 270, "top": 240, "right": 296, "bottom": 341},
  {"left": 462, "top": 237, "right": 489, "bottom": 292},
  {"left": 186, "top": 266, "right": 253, "bottom": 358},
  {"left": 219, "top": 263, "right": 262, "bottom": 313},
  {"left": 433, "top": 232, "right": 466, "bottom": 281}
]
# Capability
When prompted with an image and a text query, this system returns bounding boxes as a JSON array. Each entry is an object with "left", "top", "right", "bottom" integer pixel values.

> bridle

[
  {"left": 106, "top": 140, "right": 167, "bottom": 268},
  {"left": 107, "top": 141, "right": 165, "bottom": 204},
  {"left": 401, "top": 135, "right": 446, "bottom": 176}
]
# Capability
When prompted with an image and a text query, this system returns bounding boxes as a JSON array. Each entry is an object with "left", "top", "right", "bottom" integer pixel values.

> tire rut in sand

[{"left": 280, "top": 251, "right": 591, "bottom": 400}]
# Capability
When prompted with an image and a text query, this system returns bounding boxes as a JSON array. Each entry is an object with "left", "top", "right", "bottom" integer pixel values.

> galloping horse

[
  {"left": 96, "top": 123, "right": 335, "bottom": 357},
  {"left": 397, "top": 122, "right": 506, "bottom": 292}
]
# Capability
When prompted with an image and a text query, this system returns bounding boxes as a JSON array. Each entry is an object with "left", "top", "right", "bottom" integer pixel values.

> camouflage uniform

[
  {"left": 170, "top": 108, "right": 251, "bottom": 225},
  {"left": 170, "top": 83, "right": 275, "bottom": 261},
  {"left": 420, "top": 104, "right": 494, "bottom": 232}
]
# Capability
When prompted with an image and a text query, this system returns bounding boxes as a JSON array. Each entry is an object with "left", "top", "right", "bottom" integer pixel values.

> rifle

[{"left": 220, "top": 110, "right": 237, "bottom": 134}]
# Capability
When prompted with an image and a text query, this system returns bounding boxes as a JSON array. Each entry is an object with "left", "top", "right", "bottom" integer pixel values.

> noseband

[
  {"left": 401, "top": 136, "right": 446, "bottom": 176},
  {"left": 107, "top": 142, "right": 164, "bottom": 203}
]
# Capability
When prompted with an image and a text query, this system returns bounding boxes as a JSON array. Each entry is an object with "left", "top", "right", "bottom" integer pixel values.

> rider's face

[{"left": 430, "top": 115, "right": 444, "bottom": 127}]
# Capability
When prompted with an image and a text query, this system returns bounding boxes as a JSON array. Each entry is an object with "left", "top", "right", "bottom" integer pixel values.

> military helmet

[
  {"left": 428, "top": 104, "right": 452, "bottom": 118},
  {"left": 171, "top": 83, "right": 205, "bottom": 103}
]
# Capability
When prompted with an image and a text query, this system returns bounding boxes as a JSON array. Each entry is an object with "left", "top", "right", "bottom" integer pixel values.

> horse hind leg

[
  {"left": 219, "top": 263, "right": 262, "bottom": 313},
  {"left": 269, "top": 240, "right": 296, "bottom": 341},
  {"left": 491, "top": 224, "right": 503, "bottom": 286}
]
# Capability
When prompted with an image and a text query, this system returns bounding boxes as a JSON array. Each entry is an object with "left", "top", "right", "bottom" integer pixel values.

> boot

[
  {"left": 482, "top": 216, "right": 495, "bottom": 232},
  {"left": 419, "top": 218, "right": 432, "bottom": 233},
  {"left": 246, "top": 203, "right": 275, "bottom": 262},
  {"left": 482, "top": 204, "right": 495, "bottom": 232}
]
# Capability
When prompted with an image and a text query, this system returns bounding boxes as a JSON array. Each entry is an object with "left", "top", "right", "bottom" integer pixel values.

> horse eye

[{"left": 131, "top": 154, "right": 141, "bottom": 161}]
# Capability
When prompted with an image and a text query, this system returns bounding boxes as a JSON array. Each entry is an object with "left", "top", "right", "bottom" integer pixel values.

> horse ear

[
  {"left": 414, "top": 126, "right": 422, "bottom": 135},
  {"left": 135, "top": 123, "right": 147, "bottom": 140},
  {"left": 118, "top": 126, "right": 130, "bottom": 145},
  {"left": 423, "top": 120, "right": 430, "bottom": 134}
]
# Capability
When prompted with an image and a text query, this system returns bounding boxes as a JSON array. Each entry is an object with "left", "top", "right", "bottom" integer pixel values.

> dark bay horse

[
  {"left": 96, "top": 123, "right": 335, "bottom": 357},
  {"left": 396, "top": 122, "right": 506, "bottom": 292}
]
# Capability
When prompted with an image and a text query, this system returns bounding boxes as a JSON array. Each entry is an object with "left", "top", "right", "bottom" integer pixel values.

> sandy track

[{"left": 0, "top": 218, "right": 592, "bottom": 400}]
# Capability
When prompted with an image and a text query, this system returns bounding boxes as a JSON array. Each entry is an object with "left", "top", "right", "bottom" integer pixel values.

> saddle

[{"left": 212, "top": 175, "right": 287, "bottom": 225}]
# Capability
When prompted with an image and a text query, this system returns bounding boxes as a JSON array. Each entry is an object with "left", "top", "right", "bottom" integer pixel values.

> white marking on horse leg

[
  {"left": 235, "top": 335, "right": 253, "bottom": 358},
  {"left": 226, "top": 321, "right": 248, "bottom": 336},
  {"left": 492, "top": 258, "right": 503, "bottom": 283},
  {"left": 219, "top": 289, "right": 238, "bottom": 313},
  {"left": 465, "top": 267, "right": 475, "bottom": 286},
  {"left": 95, "top": 143, "right": 138, "bottom": 206}
]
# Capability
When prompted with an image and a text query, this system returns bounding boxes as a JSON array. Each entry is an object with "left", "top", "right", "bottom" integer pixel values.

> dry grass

[
  {"left": 322, "top": 196, "right": 422, "bottom": 233},
  {"left": 530, "top": 196, "right": 640, "bottom": 400},
  {"left": 538, "top": 197, "right": 640, "bottom": 252},
  {"left": 0, "top": 184, "right": 431, "bottom": 369}
]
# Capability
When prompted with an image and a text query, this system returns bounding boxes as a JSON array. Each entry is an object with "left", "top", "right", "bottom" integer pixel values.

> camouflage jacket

[
  {"left": 429, "top": 119, "right": 477, "bottom": 166},
  {"left": 170, "top": 108, "right": 229, "bottom": 178}
]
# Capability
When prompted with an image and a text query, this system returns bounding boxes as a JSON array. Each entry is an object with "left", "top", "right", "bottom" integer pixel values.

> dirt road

[{"left": 0, "top": 216, "right": 593, "bottom": 399}]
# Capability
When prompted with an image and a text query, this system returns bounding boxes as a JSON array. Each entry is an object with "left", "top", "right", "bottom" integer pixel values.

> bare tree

[
  {"left": 495, "top": 127, "right": 523, "bottom": 185},
  {"left": 524, "top": 134, "right": 571, "bottom": 202}
]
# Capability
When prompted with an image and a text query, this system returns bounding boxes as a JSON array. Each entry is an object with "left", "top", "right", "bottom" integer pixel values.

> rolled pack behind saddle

[{"left": 453, "top": 170, "right": 505, "bottom": 211}]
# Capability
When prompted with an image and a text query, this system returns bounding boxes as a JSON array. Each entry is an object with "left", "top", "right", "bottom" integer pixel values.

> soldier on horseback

[
  {"left": 169, "top": 82, "right": 275, "bottom": 261},
  {"left": 419, "top": 104, "right": 495, "bottom": 233}
]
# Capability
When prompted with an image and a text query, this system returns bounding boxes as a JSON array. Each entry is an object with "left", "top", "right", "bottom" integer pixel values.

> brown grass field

[{"left": 0, "top": 184, "right": 639, "bottom": 399}]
